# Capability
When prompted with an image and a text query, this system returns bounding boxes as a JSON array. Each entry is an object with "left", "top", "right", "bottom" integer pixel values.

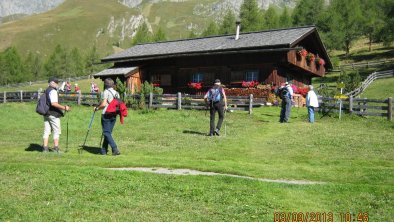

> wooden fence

[
  {"left": 1, "top": 91, "right": 267, "bottom": 114},
  {"left": 319, "top": 96, "right": 393, "bottom": 121}
]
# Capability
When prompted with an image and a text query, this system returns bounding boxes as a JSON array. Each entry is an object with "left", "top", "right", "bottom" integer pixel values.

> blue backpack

[{"left": 208, "top": 87, "right": 223, "bottom": 102}]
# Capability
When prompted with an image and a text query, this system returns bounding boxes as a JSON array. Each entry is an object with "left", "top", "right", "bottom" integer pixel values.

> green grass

[
  {"left": 0, "top": 103, "right": 393, "bottom": 221},
  {"left": 360, "top": 78, "right": 394, "bottom": 99}
]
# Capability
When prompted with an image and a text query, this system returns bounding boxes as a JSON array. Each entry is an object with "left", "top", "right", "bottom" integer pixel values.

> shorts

[{"left": 43, "top": 115, "right": 61, "bottom": 139}]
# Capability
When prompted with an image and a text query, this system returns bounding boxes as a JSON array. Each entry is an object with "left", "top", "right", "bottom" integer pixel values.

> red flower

[
  {"left": 242, "top": 80, "right": 259, "bottom": 88},
  {"left": 306, "top": 53, "right": 315, "bottom": 62},
  {"left": 152, "top": 83, "right": 160, "bottom": 87},
  {"left": 298, "top": 49, "right": 308, "bottom": 57},
  {"left": 316, "top": 58, "right": 325, "bottom": 66},
  {"left": 188, "top": 82, "right": 202, "bottom": 90}
]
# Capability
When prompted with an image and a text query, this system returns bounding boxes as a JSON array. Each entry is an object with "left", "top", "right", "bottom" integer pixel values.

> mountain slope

[{"left": 0, "top": 0, "right": 297, "bottom": 58}]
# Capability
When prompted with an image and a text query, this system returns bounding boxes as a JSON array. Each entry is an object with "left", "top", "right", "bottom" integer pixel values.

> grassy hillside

[
  {"left": 0, "top": 0, "right": 135, "bottom": 57},
  {"left": 0, "top": 0, "right": 221, "bottom": 57}
]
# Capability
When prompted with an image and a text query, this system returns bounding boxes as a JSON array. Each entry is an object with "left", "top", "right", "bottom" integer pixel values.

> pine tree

[
  {"left": 44, "top": 44, "right": 68, "bottom": 79},
  {"left": 326, "top": 0, "right": 363, "bottom": 55},
  {"left": 70, "top": 47, "right": 85, "bottom": 77},
  {"left": 2, "top": 47, "right": 25, "bottom": 83},
  {"left": 85, "top": 45, "right": 100, "bottom": 75},
  {"left": 360, "top": 0, "right": 385, "bottom": 51},
  {"left": 219, "top": 10, "right": 236, "bottom": 35},
  {"left": 153, "top": 27, "right": 167, "bottom": 42},
  {"left": 132, "top": 22, "right": 152, "bottom": 45},
  {"left": 239, "top": 0, "right": 263, "bottom": 32},
  {"left": 264, "top": 6, "right": 279, "bottom": 29},
  {"left": 279, "top": 7, "right": 292, "bottom": 28},
  {"left": 292, "top": 0, "right": 324, "bottom": 26},
  {"left": 201, "top": 21, "right": 218, "bottom": 37}
]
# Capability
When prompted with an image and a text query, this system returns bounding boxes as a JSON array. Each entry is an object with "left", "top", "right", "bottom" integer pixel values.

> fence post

[
  {"left": 3, "top": 91, "right": 6, "bottom": 103},
  {"left": 77, "top": 91, "right": 81, "bottom": 105},
  {"left": 388, "top": 97, "right": 392, "bottom": 121},
  {"left": 349, "top": 96, "right": 353, "bottom": 114},
  {"left": 177, "top": 92, "right": 182, "bottom": 110},
  {"left": 249, "top": 94, "right": 253, "bottom": 115},
  {"left": 149, "top": 92, "right": 153, "bottom": 109}
]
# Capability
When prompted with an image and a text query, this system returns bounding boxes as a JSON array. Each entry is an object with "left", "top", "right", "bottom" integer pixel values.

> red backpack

[{"left": 106, "top": 90, "right": 128, "bottom": 124}]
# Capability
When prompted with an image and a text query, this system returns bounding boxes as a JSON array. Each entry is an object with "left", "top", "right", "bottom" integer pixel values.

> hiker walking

[
  {"left": 42, "top": 77, "right": 71, "bottom": 152},
  {"left": 204, "top": 79, "right": 227, "bottom": 136},
  {"left": 279, "top": 82, "right": 293, "bottom": 123},
  {"left": 306, "top": 85, "right": 319, "bottom": 123},
  {"left": 94, "top": 78, "right": 121, "bottom": 155}
]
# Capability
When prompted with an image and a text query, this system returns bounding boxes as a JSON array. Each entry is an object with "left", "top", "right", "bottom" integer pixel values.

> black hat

[
  {"left": 214, "top": 79, "right": 221, "bottom": 84},
  {"left": 48, "top": 77, "right": 59, "bottom": 84}
]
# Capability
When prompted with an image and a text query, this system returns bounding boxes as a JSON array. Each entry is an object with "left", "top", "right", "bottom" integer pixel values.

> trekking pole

[
  {"left": 65, "top": 111, "right": 70, "bottom": 153},
  {"left": 80, "top": 110, "right": 96, "bottom": 153},
  {"left": 224, "top": 108, "right": 227, "bottom": 137},
  {"left": 99, "top": 133, "right": 103, "bottom": 148}
]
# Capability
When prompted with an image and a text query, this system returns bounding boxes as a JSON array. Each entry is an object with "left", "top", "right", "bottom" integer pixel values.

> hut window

[
  {"left": 151, "top": 74, "right": 161, "bottom": 84},
  {"left": 192, "top": 73, "right": 204, "bottom": 83},
  {"left": 245, "top": 70, "right": 259, "bottom": 81}
]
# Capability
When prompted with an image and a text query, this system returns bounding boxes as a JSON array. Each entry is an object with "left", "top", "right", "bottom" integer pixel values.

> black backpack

[
  {"left": 36, "top": 88, "right": 50, "bottom": 115},
  {"left": 278, "top": 87, "right": 289, "bottom": 99}
]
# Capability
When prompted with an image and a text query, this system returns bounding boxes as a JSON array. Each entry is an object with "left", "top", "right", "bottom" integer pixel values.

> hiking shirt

[
  {"left": 306, "top": 90, "right": 319, "bottom": 107},
  {"left": 102, "top": 88, "right": 120, "bottom": 114}
]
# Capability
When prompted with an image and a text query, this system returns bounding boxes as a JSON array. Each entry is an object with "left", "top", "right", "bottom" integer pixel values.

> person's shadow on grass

[
  {"left": 81, "top": 146, "right": 102, "bottom": 155},
  {"left": 25, "top": 143, "right": 43, "bottom": 152},
  {"left": 182, "top": 130, "right": 207, "bottom": 136}
]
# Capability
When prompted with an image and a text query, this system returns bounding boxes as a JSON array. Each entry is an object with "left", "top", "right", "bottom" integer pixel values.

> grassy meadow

[{"left": 0, "top": 102, "right": 393, "bottom": 221}]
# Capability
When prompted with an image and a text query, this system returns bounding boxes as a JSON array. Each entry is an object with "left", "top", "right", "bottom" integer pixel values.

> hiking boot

[
  {"left": 100, "top": 148, "right": 108, "bottom": 155},
  {"left": 214, "top": 129, "right": 220, "bottom": 136},
  {"left": 53, "top": 146, "right": 60, "bottom": 153},
  {"left": 112, "top": 150, "right": 120, "bottom": 156},
  {"left": 207, "top": 133, "right": 214, "bottom": 136},
  {"left": 43, "top": 146, "right": 49, "bottom": 153}
]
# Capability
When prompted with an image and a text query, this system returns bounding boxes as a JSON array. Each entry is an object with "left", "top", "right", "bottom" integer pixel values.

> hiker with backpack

[
  {"left": 39, "top": 77, "right": 71, "bottom": 153},
  {"left": 94, "top": 78, "right": 121, "bottom": 155},
  {"left": 204, "top": 79, "right": 227, "bottom": 136},
  {"left": 279, "top": 82, "right": 293, "bottom": 123}
]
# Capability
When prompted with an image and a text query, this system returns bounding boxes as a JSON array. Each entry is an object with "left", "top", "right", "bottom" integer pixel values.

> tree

[
  {"left": 239, "top": 0, "right": 263, "bottom": 32},
  {"left": 1, "top": 47, "right": 25, "bottom": 83},
  {"left": 85, "top": 45, "right": 100, "bottom": 75},
  {"left": 377, "top": 0, "right": 394, "bottom": 46},
  {"left": 358, "top": 0, "right": 385, "bottom": 51},
  {"left": 264, "top": 6, "right": 279, "bottom": 29},
  {"left": 153, "top": 27, "right": 167, "bottom": 42},
  {"left": 132, "top": 22, "right": 152, "bottom": 45},
  {"left": 69, "top": 47, "right": 85, "bottom": 77},
  {"left": 44, "top": 44, "right": 69, "bottom": 79},
  {"left": 279, "top": 7, "right": 292, "bottom": 28},
  {"left": 326, "top": 0, "right": 363, "bottom": 55},
  {"left": 219, "top": 10, "right": 237, "bottom": 35},
  {"left": 292, "top": 0, "right": 324, "bottom": 26},
  {"left": 24, "top": 52, "right": 41, "bottom": 81},
  {"left": 201, "top": 21, "right": 218, "bottom": 37}
]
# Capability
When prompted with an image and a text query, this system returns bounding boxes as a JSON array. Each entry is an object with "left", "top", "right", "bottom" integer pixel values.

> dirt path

[{"left": 108, "top": 167, "right": 326, "bottom": 185}]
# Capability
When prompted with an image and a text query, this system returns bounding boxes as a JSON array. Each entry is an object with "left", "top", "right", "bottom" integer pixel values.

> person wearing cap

[
  {"left": 42, "top": 77, "right": 71, "bottom": 153},
  {"left": 94, "top": 78, "right": 121, "bottom": 155},
  {"left": 204, "top": 79, "right": 227, "bottom": 136},
  {"left": 306, "top": 85, "right": 319, "bottom": 123},
  {"left": 279, "top": 82, "right": 293, "bottom": 123},
  {"left": 74, "top": 83, "right": 81, "bottom": 93}
]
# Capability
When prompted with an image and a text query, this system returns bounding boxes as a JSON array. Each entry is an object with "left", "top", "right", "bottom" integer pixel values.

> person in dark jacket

[{"left": 42, "top": 77, "right": 71, "bottom": 153}]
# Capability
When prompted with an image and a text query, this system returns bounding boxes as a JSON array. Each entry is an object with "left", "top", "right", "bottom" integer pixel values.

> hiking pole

[
  {"left": 224, "top": 108, "right": 227, "bottom": 137},
  {"left": 65, "top": 110, "right": 70, "bottom": 153},
  {"left": 80, "top": 110, "right": 96, "bottom": 153}
]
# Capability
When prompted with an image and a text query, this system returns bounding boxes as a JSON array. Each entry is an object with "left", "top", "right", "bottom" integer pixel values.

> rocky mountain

[{"left": 0, "top": 0, "right": 65, "bottom": 20}]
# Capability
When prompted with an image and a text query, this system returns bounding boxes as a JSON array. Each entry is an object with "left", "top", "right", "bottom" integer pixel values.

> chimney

[{"left": 235, "top": 21, "right": 241, "bottom": 40}]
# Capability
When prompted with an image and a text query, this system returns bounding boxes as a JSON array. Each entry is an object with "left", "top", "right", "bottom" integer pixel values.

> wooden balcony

[{"left": 287, "top": 50, "right": 326, "bottom": 77}]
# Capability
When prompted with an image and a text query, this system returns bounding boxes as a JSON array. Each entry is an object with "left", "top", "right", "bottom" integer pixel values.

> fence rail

[
  {"left": 338, "top": 59, "right": 394, "bottom": 70},
  {"left": 1, "top": 91, "right": 267, "bottom": 114},
  {"left": 0, "top": 75, "right": 92, "bottom": 88},
  {"left": 345, "top": 70, "right": 394, "bottom": 98},
  {"left": 319, "top": 96, "right": 393, "bottom": 121}
]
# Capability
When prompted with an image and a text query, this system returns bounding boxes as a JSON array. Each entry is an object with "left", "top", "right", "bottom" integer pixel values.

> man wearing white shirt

[{"left": 306, "top": 85, "right": 319, "bottom": 123}]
